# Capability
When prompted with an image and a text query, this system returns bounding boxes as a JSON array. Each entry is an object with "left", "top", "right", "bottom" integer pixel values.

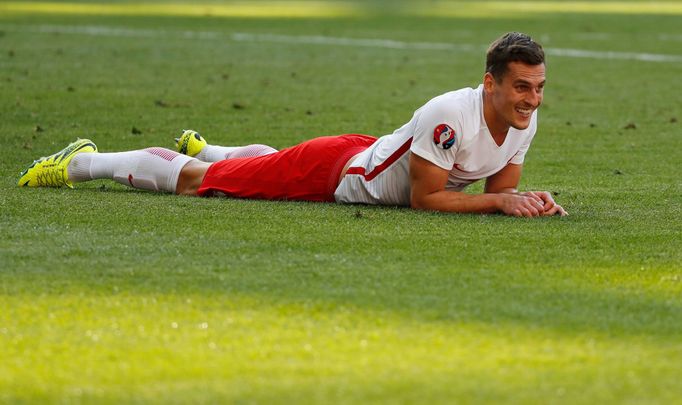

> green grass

[{"left": 1, "top": 1, "right": 681, "bottom": 403}]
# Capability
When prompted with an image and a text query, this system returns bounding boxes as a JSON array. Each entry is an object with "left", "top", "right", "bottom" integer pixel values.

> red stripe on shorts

[{"left": 345, "top": 137, "right": 412, "bottom": 181}]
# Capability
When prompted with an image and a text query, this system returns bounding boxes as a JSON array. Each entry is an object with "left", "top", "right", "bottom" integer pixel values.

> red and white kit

[
  {"left": 198, "top": 134, "right": 376, "bottom": 202},
  {"left": 334, "top": 84, "right": 537, "bottom": 205},
  {"left": 196, "top": 85, "right": 536, "bottom": 205}
]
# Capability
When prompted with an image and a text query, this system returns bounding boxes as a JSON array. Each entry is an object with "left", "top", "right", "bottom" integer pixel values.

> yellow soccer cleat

[
  {"left": 175, "top": 129, "right": 206, "bottom": 157},
  {"left": 17, "top": 138, "right": 97, "bottom": 188}
]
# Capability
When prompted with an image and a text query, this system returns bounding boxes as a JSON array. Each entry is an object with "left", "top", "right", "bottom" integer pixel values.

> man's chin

[{"left": 510, "top": 121, "right": 530, "bottom": 130}]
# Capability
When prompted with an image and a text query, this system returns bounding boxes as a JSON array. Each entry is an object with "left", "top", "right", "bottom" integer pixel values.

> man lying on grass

[{"left": 18, "top": 31, "right": 567, "bottom": 217}]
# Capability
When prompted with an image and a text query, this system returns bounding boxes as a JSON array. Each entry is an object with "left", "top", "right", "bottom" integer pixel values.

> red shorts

[{"left": 197, "top": 134, "right": 377, "bottom": 202}]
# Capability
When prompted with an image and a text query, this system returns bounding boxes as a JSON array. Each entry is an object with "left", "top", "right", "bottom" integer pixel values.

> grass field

[{"left": 1, "top": 1, "right": 681, "bottom": 403}]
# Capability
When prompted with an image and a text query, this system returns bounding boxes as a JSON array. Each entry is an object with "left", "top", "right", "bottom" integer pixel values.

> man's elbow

[{"left": 410, "top": 194, "right": 430, "bottom": 211}]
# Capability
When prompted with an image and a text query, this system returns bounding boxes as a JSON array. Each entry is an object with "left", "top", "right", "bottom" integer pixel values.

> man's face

[{"left": 485, "top": 61, "right": 545, "bottom": 131}]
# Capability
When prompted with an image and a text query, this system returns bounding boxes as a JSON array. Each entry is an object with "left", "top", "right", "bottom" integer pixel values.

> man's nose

[{"left": 527, "top": 88, "right": 542, "bottom": 107}]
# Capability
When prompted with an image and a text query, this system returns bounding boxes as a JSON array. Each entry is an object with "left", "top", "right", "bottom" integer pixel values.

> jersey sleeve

[
  {"left": 409, "top": 98, "right": 464, "bottom": 171},
  {"left": 508, "top": 111, "right": 538, "bottom": 165}
]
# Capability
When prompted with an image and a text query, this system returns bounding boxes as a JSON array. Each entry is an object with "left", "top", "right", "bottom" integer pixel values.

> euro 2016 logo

[{"left": 433, "top": 124, "right": 456, "bottom": 150}]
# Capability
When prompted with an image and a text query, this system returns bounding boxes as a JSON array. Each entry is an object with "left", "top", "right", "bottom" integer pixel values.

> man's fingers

[
  {"left": 528, "top": 191, "right": 557, "bottom": 212},
  {"left": 541, "top": 205, "right": 560, "bottom": 216},
  {"left": 525, "top": 192, "right": 544, "bottom": 204},
  {"left": 505, "top": 193, "right": 565, "bottom": 218},
  {"left": 514, "top": 206, "right": 533, "bottom": 217},
  {"left": 549, "top": 204, "right": 568, "bottom": 216},
  {"left": 525, "top": 197, "right": 543, "bottom": 215},
  {"left": 503, "top": 194, "right": 552, "bottom": 217},
  {"left": 534, "top": 191, "right": 554, "bottom": 208},
  {"left": 542, "top": 204, "right": 568, "bottom": 217},
  {"left": 523, "top": 200, "right": 541, "bottom": 217}
]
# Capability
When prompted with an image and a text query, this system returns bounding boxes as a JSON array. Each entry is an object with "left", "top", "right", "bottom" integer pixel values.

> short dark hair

[{"left": 486, "top": 32, "right": 545, "bottom": 81}]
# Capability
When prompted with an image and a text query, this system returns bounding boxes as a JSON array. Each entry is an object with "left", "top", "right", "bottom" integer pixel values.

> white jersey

[{"left": 334, "top": 84, "right": 537, "bottom": 205}]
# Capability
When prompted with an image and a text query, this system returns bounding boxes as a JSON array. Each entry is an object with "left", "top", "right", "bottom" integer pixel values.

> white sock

[
  {"left": 196, "top": 144, "right": 277, "bottom": 162},
  {"left": 67, "top": 148, "right": 195, "bottom": 193}
]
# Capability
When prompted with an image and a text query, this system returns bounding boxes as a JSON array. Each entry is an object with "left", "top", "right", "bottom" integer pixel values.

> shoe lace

[{"left": 36, "top": 166, "right": 66, "bottom": 186}]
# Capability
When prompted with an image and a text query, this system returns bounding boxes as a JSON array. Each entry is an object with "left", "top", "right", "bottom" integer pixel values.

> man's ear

[{"left": 483, "top": 72, "right": 496, "bottom": 93}]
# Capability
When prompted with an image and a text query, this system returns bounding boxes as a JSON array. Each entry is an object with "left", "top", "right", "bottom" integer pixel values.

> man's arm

[
  {"left": 484, "top": 161, "right": 523, "bottom": 194},
  {"left": 485, "top": 161, "right": 568, "bottom": 216},
  {"left": 409, "top": 154, "right": 547, "bottom": 216}
]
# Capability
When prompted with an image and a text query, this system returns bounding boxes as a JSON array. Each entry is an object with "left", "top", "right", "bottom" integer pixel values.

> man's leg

[
  {"left": 176, "top": 160, "right": 211, "bottom": 196},
  {"left": 197, "top": 144, "right": 278, "bottom": 162},
  {"left": 67, "top": 147, "right": 197, "bottom": 194},
  {"left": 196, "top": 134, "right": 376, "bottom": 202},
  {"left": 18, "top": 138, "right": 201, "bottom": 195},
  {"left": 175, "top": 130, "right": 277, "bottom": 162}
]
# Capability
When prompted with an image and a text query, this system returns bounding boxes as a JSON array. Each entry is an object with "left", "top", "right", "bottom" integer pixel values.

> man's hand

[
  {"left": 522, "top": 191, "right": 568, "bottom": 217},
  {"left": 498, "top": 193, "right": 546, "bottom": 217},
  {"left": 410, "top": 154, "right": 568, "bottom": 217},
  {"left": 486, "top": 164, "right": 567, "bottom": 217}
]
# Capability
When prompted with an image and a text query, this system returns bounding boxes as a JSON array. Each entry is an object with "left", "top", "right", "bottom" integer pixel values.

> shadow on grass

[
  {"left": 2, "top": 245, "right": 680, "bottom": 341},
  {"left": 3, "top": 183, "right": 681, "bottom": 340}
]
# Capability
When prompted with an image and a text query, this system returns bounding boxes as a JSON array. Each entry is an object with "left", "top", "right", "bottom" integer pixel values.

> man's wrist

[{"left": 492, "top": 193, "right": 506, "bottom": 211}]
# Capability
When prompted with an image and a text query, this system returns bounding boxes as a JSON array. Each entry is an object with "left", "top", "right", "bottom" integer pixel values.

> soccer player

[{"left": 18, "top": 32, "right": 567, "bottom": 218}]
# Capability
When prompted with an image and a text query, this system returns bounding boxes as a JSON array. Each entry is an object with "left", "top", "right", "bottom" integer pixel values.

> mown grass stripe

[
  {"left": 2, "top": 1, "right": 681, "bottom": 17},
  {"left": 2, "top": 23, "right": 681, "bottom": 63}
]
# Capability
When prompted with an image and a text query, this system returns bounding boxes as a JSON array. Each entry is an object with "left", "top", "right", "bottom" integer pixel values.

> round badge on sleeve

[{"left": 433, "top": 124, "right": 456, "bottom": 150}]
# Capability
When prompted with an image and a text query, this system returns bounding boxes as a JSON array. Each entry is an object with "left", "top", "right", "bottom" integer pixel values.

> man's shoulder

[
  {"left": 415, "top": 85, "right": 482, "bottom": 134},
  {"left": 422, "top": 85, "right": 482, "bottom": 117},
  {"left": 442, "top": 85, "right": 481, "bottom": 100}
]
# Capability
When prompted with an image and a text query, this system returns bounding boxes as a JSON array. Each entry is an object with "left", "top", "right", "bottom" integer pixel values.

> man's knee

[{"left": 176, "top": 161, "right": 210, "bottom": 196}]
